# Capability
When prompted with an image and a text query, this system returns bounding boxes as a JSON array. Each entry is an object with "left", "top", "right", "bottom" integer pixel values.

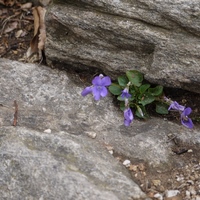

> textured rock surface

[
  {"left": 0, "top": 59, "right": 200, "bottom": 199},
  {"left": 0, "top": 59, "right": 148, "bottom": 199},
  {"left": 45, "top": 0, "right": 200, "bottom": 93},
  {"left": 0, "top": 127, "right": 147, "bottom": 200}
]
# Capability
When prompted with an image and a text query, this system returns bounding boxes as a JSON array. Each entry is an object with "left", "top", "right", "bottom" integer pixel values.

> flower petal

[
  {"left": 124, "top": 108, "right": 134, "bottom": 121},
  {"left": 181, "top": 117, "right": 194, "bottom": 129},
  {"left": 124, "top": 119, "right": 131, "bottom": 126},
  {"left": 168, "top": 101, "right": 185, "bottom": 111},
  {"left": 101, "top": 76, "right": 111, "bottom": 86},
  {"left": 81, "top": 86, "right": 92, "bottom": 96},
  {"left": 121, "top": 88, "right": 132, "bottom": 99},
  {"left": 92, "top": 76, "right": 102, "bottom": 86},
  {"left": 100, "top": 86, "right": 108, "bottom": 97},
  {"left": 124, "top": 108, "right": 134, "bottom": 126},
  {"left": 183, "top": 107, "right": 192, "bottom": 116},
  {"left": 92, "top": 86, "right": 101, "bottom": 100}
]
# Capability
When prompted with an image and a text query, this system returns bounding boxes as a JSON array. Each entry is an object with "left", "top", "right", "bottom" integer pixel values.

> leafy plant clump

[
  {"left": 81, "top": 70, "right": 194, "bottom": 129},
  {"left": 108, "top": 70, "right": 168, "bottom": 119}
]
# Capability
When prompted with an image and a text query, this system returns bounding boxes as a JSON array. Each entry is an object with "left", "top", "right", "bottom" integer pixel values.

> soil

[{"left": 1, "top": 2, "right": 200, "bottom": 200}]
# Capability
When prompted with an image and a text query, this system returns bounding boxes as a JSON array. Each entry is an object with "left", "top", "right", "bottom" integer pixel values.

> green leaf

[
  {"left": 108, "top": 84, "right": 122, "bottom": 95},
  {"left": 139, "top": 84, "right": 150, "bottom": 94},
  {"left": 129, "top": 87, "right": 137, "bottom": 95},
  {"left": 156, "top": 102, "right": 169, "bottom": 114},
  {"left": 148, "top": 85, "right": 163, "bottom": 96},
  {"left": 117, "top": 96, "right": 125, "bottom": 101},
  {"left": 120, "top": 101, "right": 125, "bottom": 111},
  {"left": 118, "top": 75, "right": 129, "bottom": 87},
  {"left": 126, "top": 70, "right": 143, "bottom": 87},
  {"left": 139, "top": 93, "right": 155, "bottom": 106}
]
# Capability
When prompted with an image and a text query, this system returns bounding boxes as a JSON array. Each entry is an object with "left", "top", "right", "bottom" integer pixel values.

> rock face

[
  {"left": 45, "top": 0, "right": 200, "bottom": 93},
  {"left": 0, "top": 58, "right": 200, "bottom": 199},
  {"left": 0, "top": 59, "right": 148, "bottom": 200}
]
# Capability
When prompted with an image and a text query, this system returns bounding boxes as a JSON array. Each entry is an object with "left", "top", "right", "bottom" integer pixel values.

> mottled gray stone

[
  {"left": 45, "top": 0, "right": 200, "bottom": 93},
  {"left": 0, "top": 59, "right": 200, "bottom": 199},
  {"left": 0, "top": 59, "right": 149, "bottom": 200},
  {"left": 0, "top": 127, "right": 146, "bottom": 200}
]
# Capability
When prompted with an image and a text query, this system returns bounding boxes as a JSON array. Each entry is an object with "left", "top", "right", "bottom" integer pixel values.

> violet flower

[
  {"left": 168, "top": 101, "right": 185, "bottom": 112},
  {"left": 181, "top": 107, "right": 194, "bottom": 129},
  {"left": 124, "top": 108, "right": 134, "bottom": 126},
  {"left": 121, "top": 88, "right": 131, "bottom": 99},
  {"left": 81, "top": 74, "right": 111, "bottom": 100},
  {"left": 81, "top": 86, "right": 92, "bottom": 96}
]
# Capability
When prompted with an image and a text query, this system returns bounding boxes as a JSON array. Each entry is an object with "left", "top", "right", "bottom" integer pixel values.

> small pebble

[
  {"left": 108, "top": 150, "right": 113, "bottom": 155},
  {"left": 152, "top": 179, "right": 161, "bottom": 187},
  {"left": 129, "top": 164, "right": 138, "bottom": 171},
  {"left": 123, "top": 159, "right": 131, "bottom": 167},
  {"left": 86, "top": 131, "right": 97, "bottom": 139},
  {"left": 154, "top": 193, "right": 163, "bottom": 200},
  {"left": 165, "top": 190, "right": 180, "bottom": 198},
  {"left": 185, "top": 190, "right": 190, "bottom": 198},
  {"left": 44, "top": 129, "right": 51, "bottom": 133},
  {"left": 187, "top": 180, "right": 194, "bottom": 185}
]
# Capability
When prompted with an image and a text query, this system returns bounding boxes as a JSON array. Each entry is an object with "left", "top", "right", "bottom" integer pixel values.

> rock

[
  {"left": 43, "top": 128, "right": 51, "bottom": 133},
  {"left": 0, "top": 59, "right": 148, "bottom": 200},
  {"left": 0, "top": 126, "right": 147, "bottom": 200},
  {"left": 86, "top": 131, "right": 97, "bottom": 139},
  {"left": 154, "top": 193, "right": 163, "bottom": 200},
  {"left": 0, "top": 58, "right": 200, "bottom": 199},
  {"left": 45, "top": 0, "right": 200, "bottom": 93},
  {"left": 165, "top": 190, "right": 180, "bottom": 198},
  {"left": 1, "top": 59, "right": 200, "bottom": 166},
  {"left": 123, "top": 160, "right": 131, "bottom": 167}
]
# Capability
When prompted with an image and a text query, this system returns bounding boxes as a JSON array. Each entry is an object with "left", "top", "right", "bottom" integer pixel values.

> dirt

[
  {"left": 1, "top": 2, "right": 200, "bottom": 200},
  {"left": 0, "top": 3, "right": 33, "bottom": 60}
]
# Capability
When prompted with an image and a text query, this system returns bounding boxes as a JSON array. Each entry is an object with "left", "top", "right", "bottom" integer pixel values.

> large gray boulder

[
  {"left": 45, "top": 0, "right": 200, "bottom": 93},
  {"left": 0, "top": 59, "right": 148, "bottom": 199},
  {"left": 0, "top": 58, "right": 200, "bottom": 199}
]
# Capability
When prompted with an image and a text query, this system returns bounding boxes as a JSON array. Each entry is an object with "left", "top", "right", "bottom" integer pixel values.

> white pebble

[
  {"left": 108, "top": 150, "right": 113, "bottom": 155},
  {"left": 165, "top": 190, "right": 180, "bottom": 197},
  {"left": 123, "top": 159, "right": 131, "bottom": 167},
  {"left": 44, "top": 129, "right": 51, "bottom": 133},
  {"left": 185, "top": 190, "right": 190, "bottom": 198},
  {"left": 86, "top": 131, "right": 97, "bottom": 139},
  {"left": 154, "top": 193, "right": 163, "bottom": 200}
]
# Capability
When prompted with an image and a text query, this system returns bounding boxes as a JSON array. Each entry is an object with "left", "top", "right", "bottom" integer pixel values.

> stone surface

[
  {"left": 45, "top": 0, "right": 200, "bottom": 93},
  {"left": 0, "top": 58, "right": 200, "bottom": 199},
  {"left": 0, "top": 127, "right": 146, "bottom": 200}
]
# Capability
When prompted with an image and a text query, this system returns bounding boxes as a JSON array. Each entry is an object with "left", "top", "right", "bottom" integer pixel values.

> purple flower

[
  {"left": 124, "top": 108, "right": 134, "bottom": 126},
  {"left": 81, "top": 75, "right": 111, "bottom": 101},
  {"left": 181, "top": 107, "right": 194, "bottom": 129},
  {"left": 168, "top": 101, "right": 185, "bottom": 112},
  {"left": 81, "top": 86, "right": 93, "bottom": 96},
  {"left": 121, "top": 88, "right": 131, "bottom": 99}
]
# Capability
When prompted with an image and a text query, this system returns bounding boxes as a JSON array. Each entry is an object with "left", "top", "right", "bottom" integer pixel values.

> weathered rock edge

[{"left": 45, "top": 0, "right": 200, "bottom": 93}]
